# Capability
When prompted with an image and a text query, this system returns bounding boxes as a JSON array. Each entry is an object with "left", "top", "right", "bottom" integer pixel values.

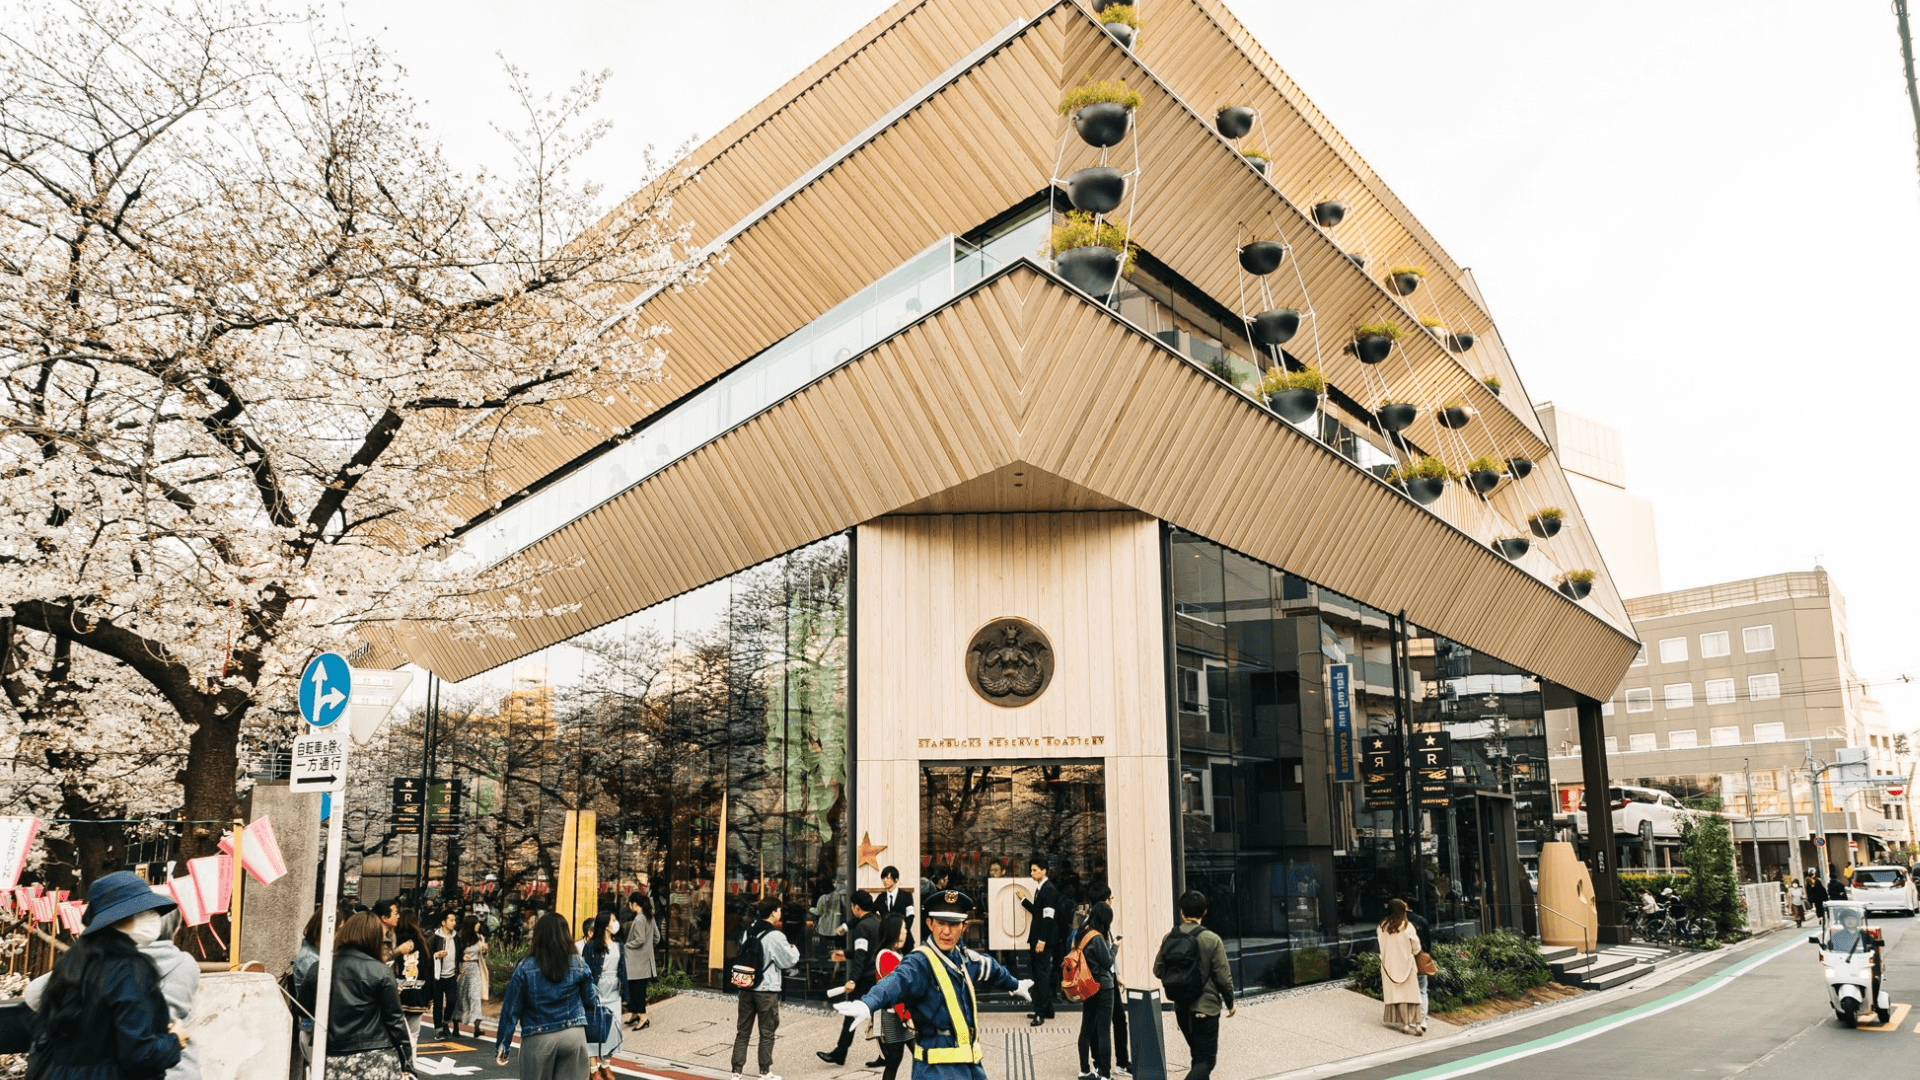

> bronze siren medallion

[{"left": 965, "top": 618, "right": 1054, "bottom": 707}]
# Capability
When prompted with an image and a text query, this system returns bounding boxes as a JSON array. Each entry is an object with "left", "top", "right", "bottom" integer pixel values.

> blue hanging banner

[{"left": 1330, "top": 663, "right": 1355, "bottom": 782}]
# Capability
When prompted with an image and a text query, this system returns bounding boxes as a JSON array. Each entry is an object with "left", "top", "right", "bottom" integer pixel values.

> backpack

[
  {"left": 730, "top": 929, "right": 771, "bottom": 990},
  {"left": 1060, "top": 930, "right": 1103, "bottom": 1003},
  {"left": 1156, "top": 924, "right": 1209, "bottom": 1006}
]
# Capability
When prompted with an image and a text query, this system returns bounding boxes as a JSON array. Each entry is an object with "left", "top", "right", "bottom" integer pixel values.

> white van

[{"left": 1848, "top": 865, "right": 1919, "bottom": 916}]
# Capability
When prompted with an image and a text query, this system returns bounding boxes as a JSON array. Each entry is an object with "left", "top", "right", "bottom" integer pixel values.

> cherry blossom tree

[{"left": 0, "top": 0, "right": 712, "bottom": 863}]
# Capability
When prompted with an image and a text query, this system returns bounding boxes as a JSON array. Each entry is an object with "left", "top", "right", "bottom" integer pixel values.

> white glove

[
  {"left": 834, "top": 1000, "right": 872, "bottom": 1025},
  {"left": 1011, "top": 979, "right": 1034, "bottom": 1002}
]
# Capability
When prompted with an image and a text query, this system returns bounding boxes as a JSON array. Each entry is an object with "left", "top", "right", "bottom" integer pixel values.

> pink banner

[
  {"left": 237, "top": 817, "right": 286, "bottom": 885},
  {"left": 169, "top": 875, "right": 209, "bottom": 926},
  {"left": 186, "top": 854, "right": 231, "bottom": 917},
  {"left": 0, "top": 817, "right": 39, "bottom": 891},
  {"left": 29, "top": 893, "right": 56, "bottom": 923},
  {"left": 56, "top": 900, "right": 86, "bottom": 936}
]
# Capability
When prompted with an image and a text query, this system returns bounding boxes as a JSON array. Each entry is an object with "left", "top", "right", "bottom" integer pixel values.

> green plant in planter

[
  {"left": 1096, "top": 3, "right": 1141, "bottom": 29},
  {"left": 1059, "top": 78, "right": 1143, "bottom": 115},
  {"left": 1049, "top": 211, "right": 1136, "bottom": 270},
  {"left": 1558, "top": 568, "right": 1597, "bottom": 584},
  {"left": 1420, "top": 316, "right": 1446, "bottom": 331},
  {"left": 1241, "top": 147, "right": 1270, "bottom": 162},
  {"left": 1530, "top": 507, "right": 1564, "bottom": 524},
  {"left": 1260, "top": 365, "right": 1326, "bottom": 395},
  {"left": 1482, "top": 374, "right": 1503, "bottom": 392},
  {"left": 1466, "top": 455, "right": 1503, "bottom": 475},
  {"left": 1354, "top": 320, "right": 1405, "bottom": 341},
  {"left": 1387, "top": 455, "right": 1455, "bottom": 484},
  {"left": 1386, "top": 265, "right": 1427, "bottom": 280}
]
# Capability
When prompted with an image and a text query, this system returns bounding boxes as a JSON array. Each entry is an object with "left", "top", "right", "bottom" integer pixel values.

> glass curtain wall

[
  {"left": 1169, "top": 527, "right": 1556, "bottom": 991},
  {"left": 442, "top": 533, "right": 850, "bottom": 996}
]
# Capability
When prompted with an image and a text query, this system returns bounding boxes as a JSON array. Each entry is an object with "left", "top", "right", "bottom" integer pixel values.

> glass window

[
  {"left": 1700, "top": 631, "right": 1730, "bottom": 658},
  {"left": 1705, "top": 678, "right": 1735, "bottom": 705},
  {"left": 1625, "top": 688, "right": 1653, "bottom": 712},
  {"left": 1744, "top": 625, "right": 1775, "bottom": 652},
  {"left": 1605, "top": 736, "right": 1619, "bottom": 754},
  {"left": 1664, "top": 683, "right": 1694, "bottom": 709},
  {"left": 1669, "top": 729, "right": 1698, "bottom": 749},
  {"left": 1629, "top": 733, "right": 1656, "bottom": 752},
  {"left": 1631, "top": 644, "right": 1647, "bottom": 667},
  {"left": 1710, "top": 726, "right": 1741, "bottom": 746},
  {"left": 1600, "top": 700, "right": 1614, "bottom": 717},
  {"left": 1658, "top": 637, "right": 1688, "bottom": 664},
  {"left": 1749, "top": 673, "right": 1781, "bottom": 700},
  {"left": 1753, "top": 722, "right": 1786, "bottom": 743}
]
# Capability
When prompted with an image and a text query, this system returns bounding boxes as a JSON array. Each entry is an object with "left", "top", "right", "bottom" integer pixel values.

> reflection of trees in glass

[{"left": 921, "top": 765, "right": 1107, "bottom": 903}]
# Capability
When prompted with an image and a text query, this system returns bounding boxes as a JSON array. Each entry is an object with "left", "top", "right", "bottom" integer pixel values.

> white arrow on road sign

[
  {"left": 411, "top": 1056, "right": 483, "bottom": 1076},
  {"left": 298, "top": 652, "right": 353, "bottom": 728}
]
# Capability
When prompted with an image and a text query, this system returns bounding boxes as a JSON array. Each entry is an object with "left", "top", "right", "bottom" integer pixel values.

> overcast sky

[{"left": 340, "top": 1, "right": 1920, "bottom": 724}]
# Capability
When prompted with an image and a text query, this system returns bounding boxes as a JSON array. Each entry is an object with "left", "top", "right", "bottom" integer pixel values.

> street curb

[{"left": 1258, "top": 929, "right": 1787, "bottom": 1080}]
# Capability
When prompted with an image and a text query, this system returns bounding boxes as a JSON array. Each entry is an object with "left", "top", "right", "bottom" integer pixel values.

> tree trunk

[{"left": 179, "top": 704, "right": 243, "bottom": 861}]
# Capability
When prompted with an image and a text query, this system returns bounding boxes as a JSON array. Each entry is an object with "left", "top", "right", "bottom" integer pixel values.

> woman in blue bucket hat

[{"left": 28, "top": 870, "right": 186, "bottom": 1080}]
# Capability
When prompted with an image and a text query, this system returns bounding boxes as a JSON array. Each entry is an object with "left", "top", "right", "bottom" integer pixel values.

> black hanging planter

[
  {"left": 1437, "top": 405, "right": 1474, "bottom": 429},
  {"left": 1267, "top": 387, "right": 1319, "bottom": 424},
  {"left": 1375, "top": 403, "right": 1418, "bottom": 433},
  {"left": 1467, "top": 469, "right": 1501, "bottom": 494},
  {"left": 1354, "top": 334, "right": 1394, "bottom": 364},
  {"left": 1558, "top": 578, "right": 1593, "bottom": 601},
  {"left": 1446, "top": 331, "right": 1477, "bottom": 353},
  {"left": 1215, "top": 106, "right": 1255, "bottom": 140},
  {"left": 1249, "top": 308, "right": 1301, "bottom": 346},
  {"left": 1345, "top": 252, "right": 1368, "bottom": 270},
  {"left": 1404, "top": 476, "right": 1447, "bottom": 506},
  {"left": 1103, "top": 21, "right": 1136, "bottom": 47},
  {"left": 1389, "top": 271, "right": 1422, "bottom": 296},
  {"left": 1313, "top": 200, "right": 1348, "bottom": 228},
  {"left": 1073, "top": 102, "right": 1134, "bottom": 148},
  {"left": 1493, "top": 537, "right": 1531, "bottom": 561},
  {"left": 1529, "top": 515, "right": 1563, "bottom": 539},
  {"left": 1505, "top": 456, "right": 1534, "bottom": 480},
  {"left": 1064, "top": 166, "right": 1127, "bottom": 215},
  {"left": 1244, "top": 155, "right": 1269, "bottom": 175},
  {"left": 1054, "top": 245, "right": 1121, "bottom": 297},
  {"left": 1238, "top": 240, "right": 1286, "bottom": 275}
]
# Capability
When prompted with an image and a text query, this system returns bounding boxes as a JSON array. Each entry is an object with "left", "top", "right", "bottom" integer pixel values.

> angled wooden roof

[{"left": 397, "top": 264, "right": 1637, "bottom": 700}]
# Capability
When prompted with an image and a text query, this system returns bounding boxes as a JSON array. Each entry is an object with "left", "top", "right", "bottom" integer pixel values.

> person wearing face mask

[{"left": 24, "top": 871, "right": 187, "bottom": 1080}]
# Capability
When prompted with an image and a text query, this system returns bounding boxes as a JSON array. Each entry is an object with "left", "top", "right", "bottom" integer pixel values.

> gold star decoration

[{"left": 859, "top": 831, "right": 887, "bottom": 871}]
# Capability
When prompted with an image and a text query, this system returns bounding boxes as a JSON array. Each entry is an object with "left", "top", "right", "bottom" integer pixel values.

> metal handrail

[{"left": 1535, "top": 898, "right": 1594, "bottom": 961}]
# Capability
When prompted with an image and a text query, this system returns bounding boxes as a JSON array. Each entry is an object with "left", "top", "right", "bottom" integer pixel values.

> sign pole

[
  {"left": 309, "top": 786, "right": 346, "bottom": 1080},
  {"left": 230, "top": 816, "right": 246, "bottom": 970}
]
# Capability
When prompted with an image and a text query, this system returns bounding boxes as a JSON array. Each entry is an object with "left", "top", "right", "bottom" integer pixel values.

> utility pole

[
  {"left": 1897, "top": 0, "right": 1920, "bottom": 199},
  {"left": 1743, "top": 758, "right": 1762, "bottom": 885},
  {"left": 1807, "top": 740, "right": 1830, "bottom": 878}
]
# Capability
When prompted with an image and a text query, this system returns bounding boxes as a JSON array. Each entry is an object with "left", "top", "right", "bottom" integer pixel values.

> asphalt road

[{"left": 1341, "top": 916, "right": 1920, "bottom": 1080}]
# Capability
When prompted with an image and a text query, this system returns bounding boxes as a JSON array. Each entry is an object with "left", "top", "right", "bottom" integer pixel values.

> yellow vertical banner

[
  {"left": 573, "top": 810, "right": 598, "bottom": 933},
  {"left": 707, "top": 794, "right": 729, "bottom": 973},
  {"left": 556, "top": 811, "right": 578, "bottom": 935},
  {"left": 553, "top": 810, "right": 599, "bottom": 936}
]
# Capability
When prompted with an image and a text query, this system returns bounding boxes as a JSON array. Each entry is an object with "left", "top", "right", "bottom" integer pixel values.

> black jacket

[
  {"left": 845, "top": 913, "right": 882, "bottom": 992},
  {"left": 873, "top": 888, "right": 915, "bottom": 934},
  {"left": 28, "top": 935, "right": 182, "bottom": 1080},
  {"left": 299, "top": 947, "right": 413, "bottom": 1072},
  {"left": 1023, "top": 879, "right": 1065, "bottom": 947}
]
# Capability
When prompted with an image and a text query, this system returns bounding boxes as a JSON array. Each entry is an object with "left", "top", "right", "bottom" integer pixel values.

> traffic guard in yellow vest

[{"left": 834, "top": 890, "right": 1033, "bottom": 1080}]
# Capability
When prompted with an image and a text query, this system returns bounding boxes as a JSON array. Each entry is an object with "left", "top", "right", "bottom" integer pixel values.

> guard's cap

[{"left": 924, "top": 890, "right": 975, "bottom": 923}]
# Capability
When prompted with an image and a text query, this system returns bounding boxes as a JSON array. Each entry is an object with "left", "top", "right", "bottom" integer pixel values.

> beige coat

[{"left": 1377, "top": 923, "right": 1422, "bottom": 1007}]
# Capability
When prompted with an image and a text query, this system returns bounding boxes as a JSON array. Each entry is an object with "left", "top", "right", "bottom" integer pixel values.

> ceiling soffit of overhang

[{"left": 401, "top": 265, "right": 1636, "bottom": 700}]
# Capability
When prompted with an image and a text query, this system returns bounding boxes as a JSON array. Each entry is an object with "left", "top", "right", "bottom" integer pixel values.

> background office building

[{"left": 382, "top": 0, "right": 1643, "bottom": 995}]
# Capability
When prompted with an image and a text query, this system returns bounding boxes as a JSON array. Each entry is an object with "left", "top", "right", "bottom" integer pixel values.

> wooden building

[{"left": 396, "top": 0, "right": 1639, "bottom": 995}]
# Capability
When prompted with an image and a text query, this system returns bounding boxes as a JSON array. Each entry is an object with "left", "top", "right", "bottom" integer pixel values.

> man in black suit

[
  {"left": 818, "top": 891, "right": 879, "bottom": 1066},
  {"left": 872, "top": 865, "right": 915, "bottom": 937},
  {"left": 1021, "top": 857, "right": 1065, "bottom": 1025}
]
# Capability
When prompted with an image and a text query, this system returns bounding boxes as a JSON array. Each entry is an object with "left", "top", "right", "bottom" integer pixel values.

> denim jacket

[{"left": 495, "top": 955, "right": 596, "bottom": 1057}]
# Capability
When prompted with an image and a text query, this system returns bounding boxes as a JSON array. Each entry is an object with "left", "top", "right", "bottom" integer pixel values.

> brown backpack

[{"left": 1060, "top": 930, "right": 1104, "bottom": 1002}]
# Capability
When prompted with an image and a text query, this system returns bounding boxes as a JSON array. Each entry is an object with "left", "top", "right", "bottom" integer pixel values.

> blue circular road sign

[{"left": 299, "top": 652, "right": 353, "bottom": 728}]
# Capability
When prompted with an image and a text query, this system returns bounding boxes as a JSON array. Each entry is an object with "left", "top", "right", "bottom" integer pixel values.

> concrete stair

[{"left": 1546, "top": 947, "right": 1649, "bottom": 990}]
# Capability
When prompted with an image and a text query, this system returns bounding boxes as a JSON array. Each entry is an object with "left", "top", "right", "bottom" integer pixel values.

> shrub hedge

[{"left": 1349, "top": 929, "right": 1552, "bottom": 1013}]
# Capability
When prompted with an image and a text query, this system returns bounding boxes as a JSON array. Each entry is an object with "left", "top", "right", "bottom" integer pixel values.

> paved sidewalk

[{"left": 563, "top": 985, "right": 1463, "bottom": 1080}]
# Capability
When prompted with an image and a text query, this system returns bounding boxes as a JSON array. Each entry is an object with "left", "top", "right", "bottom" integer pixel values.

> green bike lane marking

[{"left": 1384, "top": 935, "right": 1808, "bottom": 1080}]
